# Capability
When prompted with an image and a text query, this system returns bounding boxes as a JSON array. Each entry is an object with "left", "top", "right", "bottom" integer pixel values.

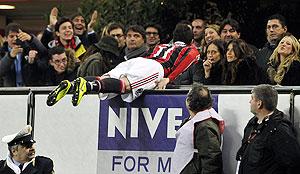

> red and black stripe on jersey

[{"left": 146, "top": 41, "right": 200, "bottom": 81}]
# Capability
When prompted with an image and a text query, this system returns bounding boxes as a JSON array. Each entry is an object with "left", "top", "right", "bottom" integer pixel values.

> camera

[
  {"left": 15, "top": 38, "right": 29, "bottom": 48},
  {"left": 15, "top": 38, "right": 24, "bottom": 46}
]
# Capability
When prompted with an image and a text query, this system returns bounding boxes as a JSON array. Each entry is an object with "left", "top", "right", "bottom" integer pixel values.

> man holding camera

[{"left": 0, "top": 23, "right": 47, "bottom": 87}]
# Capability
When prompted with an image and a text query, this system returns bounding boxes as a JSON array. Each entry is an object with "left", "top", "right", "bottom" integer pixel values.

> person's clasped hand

[{"left": 27, "top": 50, "right": 38, "bottom": 64}]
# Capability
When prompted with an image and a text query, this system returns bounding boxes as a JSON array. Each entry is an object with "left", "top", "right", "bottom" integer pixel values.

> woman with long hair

[
  {"left": 267, "top": 34, "right": 300, "bottom": 85},
  {"left": 222, "top": 39, "right": 263, "bottom": 85},
  {"left": 203, "top": 39, "right": 225, "bottom": 85},
  {"left": 199, "top": 24, "right": 221, "bottom": 59}
]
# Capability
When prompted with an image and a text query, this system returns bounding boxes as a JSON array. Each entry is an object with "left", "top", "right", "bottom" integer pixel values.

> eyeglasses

[
  {"left": 146, "top": 32, "right": 159, "bottom": 36},
  {"left": 52, "top": 58, "right": 67, "bottom": 65},
  {"left": 111, "top": 34, "right": 124, "bottom": 38}
]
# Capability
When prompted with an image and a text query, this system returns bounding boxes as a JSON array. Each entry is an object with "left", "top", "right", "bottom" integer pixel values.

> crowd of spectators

[{"left": 1, "top": 7, "right": 299, "bottom": 88}]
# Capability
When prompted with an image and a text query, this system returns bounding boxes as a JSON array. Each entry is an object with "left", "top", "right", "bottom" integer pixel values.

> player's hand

[
  {"left": 155, "top": 78, "right": 170, "bottom": 90},
  {"left": 87, "top": 10, "right": 98, "bottom": 32}
]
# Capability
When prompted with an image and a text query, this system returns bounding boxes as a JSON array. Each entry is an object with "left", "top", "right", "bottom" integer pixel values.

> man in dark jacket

[
  {"left": 255, "top": 14, "right": 287, "bottom": 74},
  {"left": 172, "top": 84, "right": 224, "bottom": 174},
  {"left": 0, "top": 23, "right": 48, "bottom": 87},
  {"left": 0, "top": 125, "right": 54, "bottom": 174},
  {"left": 41, "top": 46, "right": 78, "bottom": 86},
  {"left": 236, "top": 84, "right": 300, "bottom": 174},
  {"left": 124, "top": 25, "right": 148, "bottom": 60}
]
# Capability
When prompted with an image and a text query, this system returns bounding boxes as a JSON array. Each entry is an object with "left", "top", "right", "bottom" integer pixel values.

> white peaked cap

[{"left": 2, "top": 125, "right": 34, "bottom": 146}]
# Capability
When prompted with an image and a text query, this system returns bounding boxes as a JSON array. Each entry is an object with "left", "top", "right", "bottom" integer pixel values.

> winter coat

[
  {"left": 203, "top": 60, "right": 223, "bottom": 85},
  {"left": 41, "top": 65, "right": 78, "bottom": 86},
  {"left": 179, "top": 117, "right": 223, "bottom": 174},
  {"left": 77, "top": 52, "right": 112, "bottom": 77},
  {"left": 255, "top": 42, "right": 277, "bottom": 73}
]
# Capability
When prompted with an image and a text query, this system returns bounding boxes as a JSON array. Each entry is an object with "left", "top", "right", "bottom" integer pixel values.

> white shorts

[{"left": 99, "top": 57, "right": 164, "bottom": 102}]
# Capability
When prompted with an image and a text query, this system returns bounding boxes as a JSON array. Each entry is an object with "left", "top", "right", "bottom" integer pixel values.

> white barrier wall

[
  {"left": 34, "top": 94, "right": 100, "bottom": 174},
  {"left": 0, "top": 92, "right": 295, "bottom": 174},
  {"left": 0, "top": 95, "right": 28, "bottom": 159}
]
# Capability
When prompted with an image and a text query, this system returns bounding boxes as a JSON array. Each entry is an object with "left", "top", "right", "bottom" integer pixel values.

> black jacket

[
  {"left": 255, "top": 42, "right": 277, "bottom": 74},
  {"left": 236, "top": 109, "right": 300, "bottom": 174},
  {"left": 41, "top": 65, "right": 78, "bottom": 86},
  {"left": 280, "top": 61, "right": 300, "bottom": 85},
  {"left": 0, "top": 156, "right": 54, "bottom": 174},
  {"left": 203, "top": 60, "right": 223, "bottom": 85},
  {"left": 268, "top": 60, "right": 300, "bottom": 86}
]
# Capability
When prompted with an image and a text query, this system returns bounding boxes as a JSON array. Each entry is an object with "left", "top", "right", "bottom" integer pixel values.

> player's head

[{"left": 173, "top": 23, "right": 193, "bottom": 45}]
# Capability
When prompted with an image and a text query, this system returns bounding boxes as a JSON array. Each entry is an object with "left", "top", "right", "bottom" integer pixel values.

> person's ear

[
  {"left": 258, "top": 100, "right": 263, "bottom": 109},
  {"left": 283, "top": 26, "right": 287, "bottom": 32},
  {"left": 49, "top": 59, "right": 54, "bottom": 66},
  {"left": 11, "top": 146, "right": 19, "bottom": 156}
]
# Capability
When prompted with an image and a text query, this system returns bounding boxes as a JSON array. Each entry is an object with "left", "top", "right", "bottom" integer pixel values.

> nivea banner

[{"left": 98, "top": 94, "right": 218, "bottom": 173}]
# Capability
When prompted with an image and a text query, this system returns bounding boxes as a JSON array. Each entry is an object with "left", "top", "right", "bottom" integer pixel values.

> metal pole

[
  {"left": 27, "top": 90, "right": 35, "bottom": 137},
  {"left": 289, "top": 90, "right": 295, "bottom": 126}
]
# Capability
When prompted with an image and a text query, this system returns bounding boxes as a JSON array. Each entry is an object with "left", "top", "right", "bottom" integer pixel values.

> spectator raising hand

[
  {"left": 88, "top": 10, "right": 98, "bottom": 32},
  {"left": 49, "top": 7, "right": 58, "bottom": 30}
]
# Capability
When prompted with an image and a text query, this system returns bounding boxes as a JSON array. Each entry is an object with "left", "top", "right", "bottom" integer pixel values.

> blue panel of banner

[{"left": 99, "top": 94, "right": 218, "bottom": 151}]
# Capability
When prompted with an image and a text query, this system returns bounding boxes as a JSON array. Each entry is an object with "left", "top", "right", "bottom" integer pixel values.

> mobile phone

[{"left": 15, "top": 38, "right": 23, "bottom": 46}]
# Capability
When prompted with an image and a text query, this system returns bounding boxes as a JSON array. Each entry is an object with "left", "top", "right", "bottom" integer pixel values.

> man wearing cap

[
  {"left": 0, "top": 125, "right": 54, "bottom": 174},
  {"left": 77, "top": 36, "right": 121, "bottom": 77}
]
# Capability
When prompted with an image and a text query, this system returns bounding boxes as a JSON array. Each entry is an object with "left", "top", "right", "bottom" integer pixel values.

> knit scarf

[
  {"left": 56, "top": 37, "right": 77, "bottom": 50},
  {"left": 124, "top": 44, "right": 147, "bottom": 60}
]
